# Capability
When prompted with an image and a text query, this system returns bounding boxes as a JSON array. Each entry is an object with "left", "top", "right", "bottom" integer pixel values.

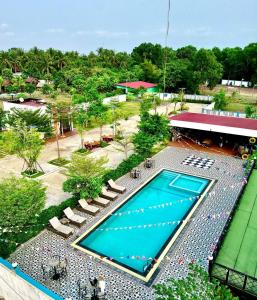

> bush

[
  {"left": 0, "top": 196, "right": 78, "bottom": 258},
  {"left": 133, "top": 132, "right": 157, "bottom": 157},
  {"left": 63, "top": 176, "right": 103, "bottom": 199},
  {"left": 103, "top": 153, "right": 144, "bottom": 183}
]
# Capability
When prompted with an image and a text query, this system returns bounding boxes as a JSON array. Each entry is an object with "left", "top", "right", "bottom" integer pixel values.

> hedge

[
  {"left": 103, "top": 153, "right": 144, "bottom": 183},
  {"left": 1, "top": 147, "right": 164, "bottom": 257},
  {"left": 0, "top": 196, "right": 78, "bottom": 258},
  {"left": 0, "top": 154, "right": 146, "bottom": 258}
]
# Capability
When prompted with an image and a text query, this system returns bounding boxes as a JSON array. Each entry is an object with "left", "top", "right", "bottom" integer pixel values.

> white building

[
  {"left": 2, "top": 99, "right": 47, "bottom": 114},
  {"left": 221, "top": 79, "right": 252, "bottom": 88}
]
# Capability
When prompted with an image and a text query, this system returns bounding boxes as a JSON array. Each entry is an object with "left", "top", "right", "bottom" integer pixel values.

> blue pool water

[{"left": 78, "top": 170, "right": 209, "bottom": 276}]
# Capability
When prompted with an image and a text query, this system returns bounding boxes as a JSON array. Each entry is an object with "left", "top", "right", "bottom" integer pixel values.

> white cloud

[
  {"left": 0, "top": 23, "right": 15, "bottom": 37},
  {"left": 0, "top": 23, "right": 8, "bottom": 30},
  {"left": 2, "top": 31, "right": 14, "bottom": 36},
  {"left": 184, "top": 27, "right": 214, "bottom": 37},
  {"left": 45, "top": 28, "right": 64, "bottom": 34},
  {"left": 74, "top": 29, "right": 128, "bottom": 38},
  {"left": 138, "top": 27, "right": 167, "bottom": 37}
]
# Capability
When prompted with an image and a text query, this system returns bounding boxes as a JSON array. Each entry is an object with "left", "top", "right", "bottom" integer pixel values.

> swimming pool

[{"left": 73, "top": 169, "right": 213, "bottom": 281}]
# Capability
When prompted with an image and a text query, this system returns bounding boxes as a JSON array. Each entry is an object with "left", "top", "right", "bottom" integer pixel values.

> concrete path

[{"left": 0, "top": 103, "right": 204, "bottom": 207}]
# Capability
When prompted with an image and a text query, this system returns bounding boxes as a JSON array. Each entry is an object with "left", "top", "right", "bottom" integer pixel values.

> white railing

[{"left": 158, "top": 93, "right": 213, "bottom": 102}]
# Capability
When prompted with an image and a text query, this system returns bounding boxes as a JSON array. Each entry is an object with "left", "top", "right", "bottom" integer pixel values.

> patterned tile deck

[{"left": 9, "top": 147, "right": 246, "bottom": 300}]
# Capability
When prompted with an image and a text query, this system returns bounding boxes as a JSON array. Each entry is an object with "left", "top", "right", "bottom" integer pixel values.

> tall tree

[
  {"left": 73, "top": 108, "right": 89, "bottom": 149},
  {"left": 193, "top": 49, "right": 223, "bottom": 89},
  {"left": 1, "top": 120, "right": 43, "bottom": 174}
]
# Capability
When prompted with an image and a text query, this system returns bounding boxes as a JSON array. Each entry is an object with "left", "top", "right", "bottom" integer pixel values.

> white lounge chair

[
  {"left": 63, "top": 207, "right": 86, "bottom": 227},
  {"left": 108, "top": 179, "right": 126, "bottom": 194},
  {"left": 100, "top": 187, "right": 118, "bottom": 200},
  {"left": 78, "top": 199, "right": 100, "bottom": 216},
  {"left": 49, "top": 217, "right": 74, "bottom": 238},
  {"left": 91, "top": 197, "right": 110, "bottom": 207}
]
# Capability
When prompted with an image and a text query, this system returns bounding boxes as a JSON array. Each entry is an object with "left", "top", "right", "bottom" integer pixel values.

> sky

[{"left": 0, "top": 0, "right": 256, "bottom": 53}]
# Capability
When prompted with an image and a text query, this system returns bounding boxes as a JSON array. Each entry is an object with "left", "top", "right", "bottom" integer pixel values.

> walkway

[
  {"left": 9, "top": 147, "right": 246, "bottom": 299},
  {"left": 0, "top": 103, "right": 205, "bottom": 207}
]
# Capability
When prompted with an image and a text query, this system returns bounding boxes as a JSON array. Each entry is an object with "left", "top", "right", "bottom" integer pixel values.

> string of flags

[
  {"left": 87, "top": 254, "right": 207, "bottom": 265},
  {"left": 0, "top": 177, "right": 246, "bottom": 236},
  {"left": 96, "top": 211, "right": 231, "bottom": 232},
  {"left": 111, "top": 195, "right": 199, "bottom": 217}
]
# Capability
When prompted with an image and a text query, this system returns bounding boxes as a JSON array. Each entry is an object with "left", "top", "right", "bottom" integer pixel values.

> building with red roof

[
  {"left": 170, "top": 112, "right": 257, "bottom": 138},
  {"left": 115, "top": 81, "right": 158, "bottom": 93}
]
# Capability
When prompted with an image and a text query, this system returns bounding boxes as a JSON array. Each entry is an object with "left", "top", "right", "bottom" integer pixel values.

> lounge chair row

[{"left": 49, "top": 180, "right": 126, "bottom": 238}]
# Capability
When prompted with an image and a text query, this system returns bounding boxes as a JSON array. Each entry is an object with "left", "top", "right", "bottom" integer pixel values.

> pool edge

[{"left": 71, "top": 168, "right": 215, "bottom": 283}]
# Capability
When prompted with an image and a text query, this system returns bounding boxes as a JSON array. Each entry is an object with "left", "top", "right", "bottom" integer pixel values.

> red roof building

[
  {"left": 169, "top": 112, "right": 257, "bottom": 138},
  {"left": 115, "top": 81, "right": 158, "bottom": 92}
]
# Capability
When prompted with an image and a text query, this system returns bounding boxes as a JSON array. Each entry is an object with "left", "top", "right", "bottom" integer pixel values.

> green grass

[
  {"left": 118, "top": 101, "right": 140, "bottom": 117},
  {"left": 21, "top": 170, "right": 45, "bottom": 178},
  {"left": 225, "top": 102, "right": 246, "bottom": 112},
  {"left": 48, "top": 158, "right": 70, "bottom": 166},
  {"left": 215, "top": 170, "right": 257, "bottom": 278},
  {"left": 87, "top": 101, "right": 140, "bottom": 130}
]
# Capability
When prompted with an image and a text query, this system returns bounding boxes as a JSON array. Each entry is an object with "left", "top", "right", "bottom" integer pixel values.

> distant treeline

[{"left": 0, "top": 43, "right": 256, "bottom": 94}]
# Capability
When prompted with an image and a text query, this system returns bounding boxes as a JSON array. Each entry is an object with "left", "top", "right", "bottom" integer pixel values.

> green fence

[{"left": 212, "top": 262, "right": 257, "bottom": 297}]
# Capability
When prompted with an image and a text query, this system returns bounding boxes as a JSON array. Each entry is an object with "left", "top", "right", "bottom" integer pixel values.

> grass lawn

[
  {"left": 215, "top": 170, "right": 257, "bottom": 278},
  {"left": 117, "top": 101, "right": 140, "bottom": 118},
  {"left": 225, "top": 102, "right": 247, "bottom": 112},
  {"left": 48, "top": 157, "right": 70, "bottom": 166},
  {"left": 87, "top": 101, "right": 140, "bottom": 130}
]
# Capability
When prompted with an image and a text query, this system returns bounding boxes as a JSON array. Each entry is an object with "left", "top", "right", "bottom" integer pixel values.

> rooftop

[
  {"left": 115, "top": 81, "right": 157, "bottom": 89},
  {"left": 170, "top": 112, "right": 257, "bottom": 137}
]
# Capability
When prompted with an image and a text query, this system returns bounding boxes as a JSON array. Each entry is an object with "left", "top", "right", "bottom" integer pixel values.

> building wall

[
  {"left": 147, "top": 87, "right": 159, "bottom": 93},
  {"left": 103, "top": 94, "right": 126, "bottom": 104},
  {"left": 2, "top": 101, "right": 47, "bottom": 113},
  {"left": 221, "top": 79, "right": 251, "bottom": 87},
  {"left": 115, "top": 86, "right": 158, "bottom": 93},
  {"left": 0, "top": 262, "right": 57, "bottom": 300}
]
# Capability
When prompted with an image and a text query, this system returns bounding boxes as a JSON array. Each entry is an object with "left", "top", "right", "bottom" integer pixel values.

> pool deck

[{"left": 8, "top": 146, "right": 246, "bottom": 300}]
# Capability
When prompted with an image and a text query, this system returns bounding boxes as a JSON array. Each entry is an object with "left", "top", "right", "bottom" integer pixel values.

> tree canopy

[
  {"left": 154, "top": 263, "right": 238, "bottom": 300},
  {"left": 1, "top": 120, "right": 43, "bottom": 173},
  {"left": 0, "top": 176, "right": 45, "bottom": 229},
  {"left": 1, "top": 43, "right": 256, "bottom": 95}
]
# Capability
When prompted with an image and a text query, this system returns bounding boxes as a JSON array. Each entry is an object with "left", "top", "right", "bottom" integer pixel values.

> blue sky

[{"left": 0, "top": 0, "right": 256, "bottom": 53}]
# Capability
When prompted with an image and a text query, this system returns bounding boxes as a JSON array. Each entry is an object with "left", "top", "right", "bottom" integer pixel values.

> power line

[{"left": 163, "top": 0, "right": 171, "bottom": 96}]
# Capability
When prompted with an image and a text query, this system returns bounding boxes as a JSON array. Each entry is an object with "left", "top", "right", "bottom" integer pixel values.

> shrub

[
  {"left": 103, "top": 153, "right": 144, "bottom": 182},
  {"left": 0, "top": 177, "right": 45, "bottom": 229},
  {"left": 0, "top": 196, "right": 78, "bottom": 258},
  {"left": 63, "top": 176, "right": 103, "bottom": 200},
  {"left": 133, "top": 132, "right": 157, "bottom": 157}
]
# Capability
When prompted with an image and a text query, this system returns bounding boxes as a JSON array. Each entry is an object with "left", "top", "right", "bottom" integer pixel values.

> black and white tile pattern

[
  {"left": 182, "top": 155, "right": 215, "bottom": 169},
  {"left": 8, "top": 147, "right": 246, "bottom": 300}
]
